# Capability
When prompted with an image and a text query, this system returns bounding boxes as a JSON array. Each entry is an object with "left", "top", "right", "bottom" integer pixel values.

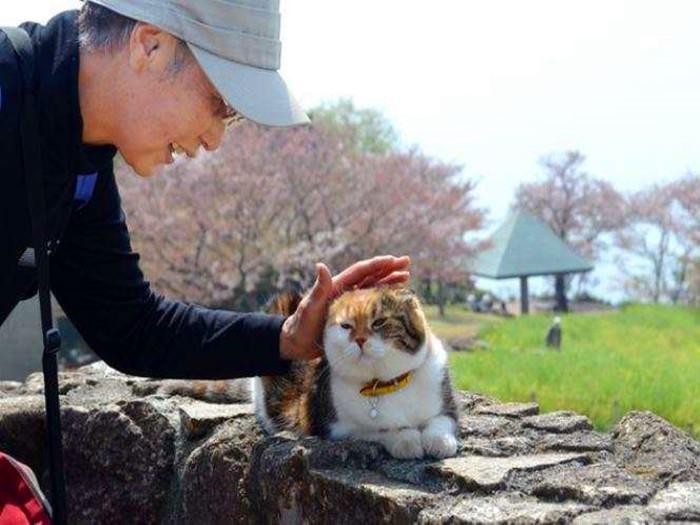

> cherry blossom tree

[
  {"left": 668, "top": 173, "right": 700, "bottom": 304},
  {"left": 118, "top": 105, "right": 485, "bottom": 312},
  {"left": 614, "top": 175, "right": 700, "bottom": 304}
]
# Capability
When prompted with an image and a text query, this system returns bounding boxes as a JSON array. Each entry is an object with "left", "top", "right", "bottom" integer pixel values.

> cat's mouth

[
  {"left": 357, "top": 354, "right": 376, "bottom": 365},
  {"left": 357, "top": 352, "right": 374, "bottom": 363}
]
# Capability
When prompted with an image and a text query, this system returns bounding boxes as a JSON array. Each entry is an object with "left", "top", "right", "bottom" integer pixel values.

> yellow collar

[{"left": 359, "top": 371, "right": 414, "bottom": 397}]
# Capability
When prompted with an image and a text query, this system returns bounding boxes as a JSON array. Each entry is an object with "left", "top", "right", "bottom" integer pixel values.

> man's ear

[{"left": 128, "top": 23, "right": 173, "bottom": 73}]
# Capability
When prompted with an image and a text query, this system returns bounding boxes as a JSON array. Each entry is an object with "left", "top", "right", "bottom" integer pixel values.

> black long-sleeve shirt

[{"left": 0, "top": 10, "right": 290, "bottom": 379}]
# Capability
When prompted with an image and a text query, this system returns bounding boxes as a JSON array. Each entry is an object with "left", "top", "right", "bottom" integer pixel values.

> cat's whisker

[{"left": 321, "top": 352, "right": 355, "bottom": 379}]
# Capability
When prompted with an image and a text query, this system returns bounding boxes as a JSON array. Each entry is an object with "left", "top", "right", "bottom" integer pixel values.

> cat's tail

[
  {"left": 252, "top": 289, "right": 306, "bottom": 433},
  {"left": 266, "top": 289, "right": 304, "bottom": 317}
]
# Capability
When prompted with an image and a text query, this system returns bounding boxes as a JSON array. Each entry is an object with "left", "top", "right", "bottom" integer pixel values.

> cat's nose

[{"left": 356, "top": 337, "right": 367, "bottom": 349}]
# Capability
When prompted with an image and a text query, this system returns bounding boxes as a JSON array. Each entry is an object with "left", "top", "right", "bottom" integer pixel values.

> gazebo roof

[{"left": 470, "top": 210, "right": 594, "bottom": 279}]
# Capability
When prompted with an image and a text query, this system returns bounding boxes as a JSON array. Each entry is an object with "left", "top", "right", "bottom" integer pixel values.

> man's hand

[{"left": 279, "top": 255, "right": 411, "bottom": 361}]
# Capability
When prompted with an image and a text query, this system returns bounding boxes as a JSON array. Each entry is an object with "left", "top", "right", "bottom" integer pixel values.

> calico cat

[{"left": 253, "top": 286, "right": 459, "bottom": 459}]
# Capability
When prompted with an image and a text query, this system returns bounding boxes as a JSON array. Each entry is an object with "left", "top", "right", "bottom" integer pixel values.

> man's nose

[{"left": 200, "top": 120, "right": 225, "bottom": 152}]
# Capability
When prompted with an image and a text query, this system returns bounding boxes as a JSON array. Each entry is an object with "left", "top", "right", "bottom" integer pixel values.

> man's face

[{"left": 114, "top": 25, "right": 230, "bottom": 177}]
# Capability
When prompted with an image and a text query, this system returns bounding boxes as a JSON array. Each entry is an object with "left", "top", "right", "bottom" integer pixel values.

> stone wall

[{"left": 0, "top": 362, "right": 698, "bottom": 524}]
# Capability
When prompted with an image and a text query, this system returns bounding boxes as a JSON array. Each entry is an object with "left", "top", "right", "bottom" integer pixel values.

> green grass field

[{"left": 424, "top": 304, "right": 700, "bottom": 436}]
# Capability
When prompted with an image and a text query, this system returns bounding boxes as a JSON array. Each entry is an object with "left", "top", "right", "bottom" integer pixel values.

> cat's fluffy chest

[{"left": 329, "top": 336, "right": 447, "bottom": 438}]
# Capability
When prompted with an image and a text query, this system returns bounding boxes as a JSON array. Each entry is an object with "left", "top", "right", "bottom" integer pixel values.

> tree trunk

[
  {"left": 437, "top": 280, "right": 446, "bottom": 317},
  {"left": 422, "top": 277, "right": 434, "bottom": 303}
]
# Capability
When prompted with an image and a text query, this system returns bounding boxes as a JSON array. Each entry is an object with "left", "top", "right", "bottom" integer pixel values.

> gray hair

[{"left": 78, "top": 1, "right": 192, "bottom": 73}]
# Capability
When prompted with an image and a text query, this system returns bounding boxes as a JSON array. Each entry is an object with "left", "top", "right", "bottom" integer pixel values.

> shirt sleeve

[{"left": 50, "top": 166, "right": 291, "bottom": 379}]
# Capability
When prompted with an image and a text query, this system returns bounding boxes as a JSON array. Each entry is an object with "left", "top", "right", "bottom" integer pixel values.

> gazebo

[{"left": 470, "top": 210, "right": 593, "bottom": 314}]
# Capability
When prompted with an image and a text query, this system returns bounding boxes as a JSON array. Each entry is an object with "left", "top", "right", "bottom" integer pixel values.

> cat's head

[{"left": 324, "top": 286, "right": 429, "bottom": 382}]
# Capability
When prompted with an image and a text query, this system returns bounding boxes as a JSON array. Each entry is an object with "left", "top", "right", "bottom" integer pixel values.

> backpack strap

[{"left": 2, "top": 26, "right": 67, "bottom": 525}]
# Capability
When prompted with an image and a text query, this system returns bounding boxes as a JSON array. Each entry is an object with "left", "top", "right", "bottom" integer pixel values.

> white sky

[{"left": 5, "top": 1, "right": 700, "bottom": 301}]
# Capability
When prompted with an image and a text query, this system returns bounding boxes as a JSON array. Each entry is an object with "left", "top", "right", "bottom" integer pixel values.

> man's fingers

[
  {"left": 375, "top": 271, "right": 411, "bottom": 286},
  {"left": 335, "top": 255, "right": 409, "bottom": 284},
  {"left": 332, "top": 255, "right": 411, "bottom": 291},
  {"left": 318, "top": 263, "right": 333, "bottom": 292},
  {"left": 356, "top": 267, "right": 399, "bottom": 289},
  {"left": 309, "top": 262, "right": 333, "bottom": 303},
  {"left": 334, "top": 268, "right": 411, "bottom": 298}
]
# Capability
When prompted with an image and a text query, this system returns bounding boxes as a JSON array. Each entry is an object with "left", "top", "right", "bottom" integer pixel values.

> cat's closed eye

[
  {"left": 340, "top": 322, "right": 353, "bottom": 330},
  {"left": 371, "top": 317, "right": 387, "bottom": 330}
]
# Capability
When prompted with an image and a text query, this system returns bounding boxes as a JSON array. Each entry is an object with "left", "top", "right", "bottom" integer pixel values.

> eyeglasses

[
  {"left": 212, "top": 92, "right": 245, "bottom": 129},
  {"left": 222, "top": 107, "right": 245, "bottom": 128}
]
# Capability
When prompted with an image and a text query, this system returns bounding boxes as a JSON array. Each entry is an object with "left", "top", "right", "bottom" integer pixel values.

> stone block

[
  {"left": 426, "top": 452, "right": 588, "bottom": 491},
  {"left": 522, "top": 411, "right": 593, "bottom": 433}
]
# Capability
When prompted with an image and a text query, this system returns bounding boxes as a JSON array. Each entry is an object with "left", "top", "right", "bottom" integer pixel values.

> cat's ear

[
  {"left": 393, "top": 287, "right": 421, "bottom": 309},
  {"left": 381, "top": 286, "right": 417, "bottom": 309},
  {"left": 398, "top": 289, "right": 428, "bottom": 336},
  {"left": 379, "top": 287, "right": 428, "bottom": 347}
]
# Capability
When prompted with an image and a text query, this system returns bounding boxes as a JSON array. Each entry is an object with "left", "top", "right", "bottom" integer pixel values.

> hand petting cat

[{"left": 279, "top": 255, "right": 411, "bottom": 361}]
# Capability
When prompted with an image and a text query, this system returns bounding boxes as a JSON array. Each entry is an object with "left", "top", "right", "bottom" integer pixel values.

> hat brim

[{"left": 188, "top": 43, "right": 310, "bottom": 128}]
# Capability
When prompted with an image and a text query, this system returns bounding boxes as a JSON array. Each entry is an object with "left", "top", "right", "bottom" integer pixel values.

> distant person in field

[{"left": 546, "top": 317, "right": 562, "bottom": 350}]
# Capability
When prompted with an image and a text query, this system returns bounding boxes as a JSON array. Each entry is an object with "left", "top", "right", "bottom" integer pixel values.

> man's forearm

[{"left": 55, "top": 285, "right": 290, "bottom": 380}]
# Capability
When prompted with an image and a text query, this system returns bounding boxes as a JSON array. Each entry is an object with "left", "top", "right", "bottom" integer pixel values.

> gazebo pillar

[{"left": 519, "top": 276, "right": 529, "bottom": 314}]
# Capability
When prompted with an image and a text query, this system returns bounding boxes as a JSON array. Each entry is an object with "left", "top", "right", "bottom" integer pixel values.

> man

[{"left": 0, "top": 0, "right": 410, "bottom": 380}]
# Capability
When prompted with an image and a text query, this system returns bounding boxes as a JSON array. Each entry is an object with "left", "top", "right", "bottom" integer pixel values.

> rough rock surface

[{"left": 0, "top": 362, "right": 697, "bottom": 524}]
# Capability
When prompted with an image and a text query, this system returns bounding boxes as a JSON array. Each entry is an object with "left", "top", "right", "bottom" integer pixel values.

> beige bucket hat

[{"left": 85, "top": 0, "right": 309, "bottom": 127}]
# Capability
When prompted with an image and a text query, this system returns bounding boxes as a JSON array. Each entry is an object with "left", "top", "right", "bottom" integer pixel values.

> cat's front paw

[
  {"left": 386, "top": 429, "right": 424, "bottom": 459},
  {"left": 421, "top": 430, "right": 458, "bottom": 458}
]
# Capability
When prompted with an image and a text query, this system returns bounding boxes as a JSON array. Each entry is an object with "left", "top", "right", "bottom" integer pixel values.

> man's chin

[{"left": 123, "top": 155, "right": 158, "bottom": 178}]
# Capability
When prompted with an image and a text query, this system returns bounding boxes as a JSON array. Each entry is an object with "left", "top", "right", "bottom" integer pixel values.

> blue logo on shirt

[{"left": 74, "top": 173, "right": 98, "bottom": 209}]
